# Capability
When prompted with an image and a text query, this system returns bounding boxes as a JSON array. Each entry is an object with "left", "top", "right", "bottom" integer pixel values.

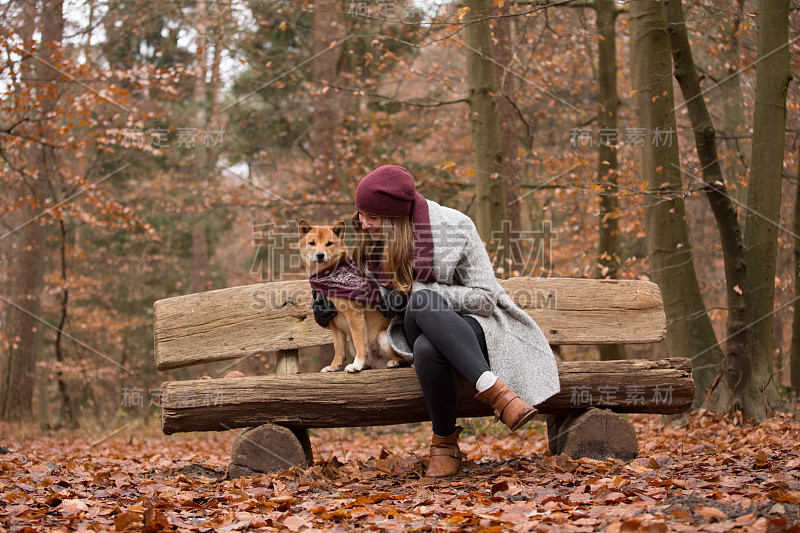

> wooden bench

[{"left": 154, "top": 277, "right": 694, "bottom": 477}]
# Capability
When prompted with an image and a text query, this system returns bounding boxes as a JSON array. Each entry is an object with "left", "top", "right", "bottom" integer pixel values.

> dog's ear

[
  {"left": 332, "top": 220, "right": 346, "bottom": 239},
  {"left": 298, "top": 219, "right": 312, "bottom": 237}
]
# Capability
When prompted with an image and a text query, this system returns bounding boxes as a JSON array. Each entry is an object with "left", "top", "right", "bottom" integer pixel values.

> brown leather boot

[
  {"left": 426, "top": 426, "right": 462, "bottom": 478},
  {"left": 474, "top": 379, "right": 537, "bottom": 431}
]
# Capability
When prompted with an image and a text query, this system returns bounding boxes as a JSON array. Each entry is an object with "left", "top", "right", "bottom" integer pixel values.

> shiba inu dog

[{"left": 298, "top": 219, "right": 405, "bottom": 373}]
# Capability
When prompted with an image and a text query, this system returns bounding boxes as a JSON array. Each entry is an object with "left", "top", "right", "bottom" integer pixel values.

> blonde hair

[{"left": 351, "top": 212, "right": 415, "bottom": 294}]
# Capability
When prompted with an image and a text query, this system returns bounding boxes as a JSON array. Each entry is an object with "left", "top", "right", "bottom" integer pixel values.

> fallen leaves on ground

[{"left": 2, "top": 411, "right": 800, "bottom": 532}]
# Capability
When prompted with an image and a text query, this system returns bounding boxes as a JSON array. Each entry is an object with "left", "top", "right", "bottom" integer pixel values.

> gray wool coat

[{"left": 386, "top": 199, "right": 561, "bottom": 406}]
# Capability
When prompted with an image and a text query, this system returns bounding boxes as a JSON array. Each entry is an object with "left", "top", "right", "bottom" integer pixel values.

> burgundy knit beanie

[{"left": 355, "top": 165, "right": 416, "bottom": 218}]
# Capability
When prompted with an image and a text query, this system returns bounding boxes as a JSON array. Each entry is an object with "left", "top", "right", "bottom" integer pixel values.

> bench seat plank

[
  {"left": 154, "top": 277, "right": 666, "bottom": 371},
  {"left": 159, "top": 358, "right": 693, "bottom": 434}
]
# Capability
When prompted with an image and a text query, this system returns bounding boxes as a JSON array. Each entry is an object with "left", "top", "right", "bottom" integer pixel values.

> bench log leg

[
  {"left": 228, "top": 424, "right": 313, "bottom": 478},
  {"left": 276, "top": 348, "right": 300, "bottom": 374},
  {"left": 228, "top": 348, "right": 309, "bottom": 478},
  {"left": 546, "top": 408, "right": 638, "bottom": 461}
]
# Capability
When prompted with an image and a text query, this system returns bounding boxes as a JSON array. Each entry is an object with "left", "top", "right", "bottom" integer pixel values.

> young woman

[{"left": 318, "top": 165, "right": 560, "bottom": 477}]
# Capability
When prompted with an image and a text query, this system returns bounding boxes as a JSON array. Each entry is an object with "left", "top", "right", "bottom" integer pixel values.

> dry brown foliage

[{"left": 2, "top": 411, "right": 800, "bottom": 531}]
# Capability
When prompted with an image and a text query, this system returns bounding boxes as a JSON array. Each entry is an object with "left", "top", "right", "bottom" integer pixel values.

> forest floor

[{"left": 2, "top": 410, "right": 800, "bottom": 532}]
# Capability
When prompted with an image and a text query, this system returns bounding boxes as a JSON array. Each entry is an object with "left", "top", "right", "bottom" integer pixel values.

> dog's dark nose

[{"left": 315, "top": 252, "right": 326, "bottom": 261}]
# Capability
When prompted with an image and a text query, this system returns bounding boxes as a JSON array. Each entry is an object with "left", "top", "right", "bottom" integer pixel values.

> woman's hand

[{"left": 312, "top": 290, "right": 338, "bottom": 327}]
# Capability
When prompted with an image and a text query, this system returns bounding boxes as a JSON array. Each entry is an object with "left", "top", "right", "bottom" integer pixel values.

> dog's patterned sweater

[{"left": 308, "top": 258, "right": 383, "bottom": 306}]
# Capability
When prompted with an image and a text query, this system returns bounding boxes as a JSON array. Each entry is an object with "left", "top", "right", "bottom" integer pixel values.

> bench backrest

[{"left": 154, "top": 277, "right": 665, "bottom": 370}]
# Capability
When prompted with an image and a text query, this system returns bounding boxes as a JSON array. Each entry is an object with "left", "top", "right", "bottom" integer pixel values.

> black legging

[{"left": 403, "top": 289, "right": 490, "bottom": 436}]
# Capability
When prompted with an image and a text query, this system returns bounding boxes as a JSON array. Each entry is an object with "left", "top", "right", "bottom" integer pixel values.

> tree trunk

[
  {"left": 1, "top": 0, "right": 64, "bottom": 422},
  {"left": 792, "top": 144, "right": 800, "bottom": 390},
  {"left": 190, "top": 0, "right": 210, "bottom": 294},
  {"left": 1, "top": 204, "right": 45, "bottom": 422},
  {"left": 665, "top": 0, "right": 747, "bottom": 413},
  {"left": 595, "top": 0, "right": 624, "bottom": 361},
  {"left": 188, "top": 0, "right": 227, "bottom": 294},
  {"left": 740, "top": 0, "right": 791, "bottom": 419},
  {"left": 718, "top": 0, "right": 749, "bottom": 204},
  {"left": 465, "top": 0, "right": 507, "bottom": 271},
  {"left": 629, "top": 0, "right": 724, "bottom": 410},
  {"left": 54, "top": 219, "right": 78, "bottom": 428},
  {"left": 491, "top": 4, "right": 522, "bottom": 278},
  {"left": 191, "top": 223, "right": 209, "bottom": 293},
  {"left": 311, "top": 0, "right": 343, "bottom": 192},
  {"left": 10, "top": 0, "right": 41, "bottom": 426}
]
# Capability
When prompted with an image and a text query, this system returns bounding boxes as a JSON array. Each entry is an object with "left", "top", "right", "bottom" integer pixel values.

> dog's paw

[
  {"left": 320, "top": 365, "right": 342, "bottom": 373},
  {"left": 386, "top": 360, "right": 402, "bottom": 368},
  {"left": 345, "top": 362, "right": 364, "bottom": 373}
]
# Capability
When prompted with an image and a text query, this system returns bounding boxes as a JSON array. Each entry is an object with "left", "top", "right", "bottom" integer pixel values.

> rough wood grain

[
  {"left": 228, "top": 424, "right": 311, "bottom": 478},
  {"left": 154, "top": 277, "right": 666, "bottom": 370},
  {"left": 160, "top": 358, "right": 693, "bottom": 434},
  {"left": 547, "top": 409, "right": 638, "bottom": 461},
  {"left": 276, "top": 349, "right": 300, "bottom": 374}
]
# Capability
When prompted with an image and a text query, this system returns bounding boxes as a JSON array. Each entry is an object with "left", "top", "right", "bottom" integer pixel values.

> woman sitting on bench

[{"left": 315, "top": 165, "right": 561, "bottom": 477}]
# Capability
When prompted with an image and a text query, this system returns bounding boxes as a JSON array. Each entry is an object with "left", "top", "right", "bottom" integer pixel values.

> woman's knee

[{"left": 412, "top": 335, "right": 443, "bottom": 370}]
